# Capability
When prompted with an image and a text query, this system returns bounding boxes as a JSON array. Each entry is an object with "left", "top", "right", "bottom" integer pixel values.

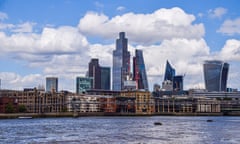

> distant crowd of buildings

[{"left": 0, "top": 32, "right": 240, "bottom": 116}]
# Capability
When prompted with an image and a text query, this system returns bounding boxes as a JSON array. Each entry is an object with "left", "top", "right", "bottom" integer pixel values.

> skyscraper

[
  {"left": 133, "top": 49, "right": 148, "bottom": 90},
  {"left": 88, "top": 59, "right": 101, "bottom": 89},
  {"left": 113, "top": 32, "right": 130, "bottom": 90},
  {"left": 100, "top": 67, "right": 111, "bottom": 90},
  {"left": 88, "top": 58, "right": 111, "bottom": 90},
  {"left": 46, "top": 77, "right": 58, "bottom": 92},
  {"left": 203, "top": 60, "right": 229, "bottom": 92},
  {"left": 164, "top": 60, "right": 175, "bottom": 81}
]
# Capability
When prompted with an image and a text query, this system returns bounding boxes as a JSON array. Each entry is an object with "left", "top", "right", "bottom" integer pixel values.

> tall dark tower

[
  {"left": 88, "top": 59, "right": 101, "bottom": 89},
  {"left": 203, "top": 60, "right": 229, "bottom": 92},
  {"left": 133, "top": 49, "right": 148, "bottom": 90},
  {"left": 112, "top": 32, "right": 130, "bottom": 90}
]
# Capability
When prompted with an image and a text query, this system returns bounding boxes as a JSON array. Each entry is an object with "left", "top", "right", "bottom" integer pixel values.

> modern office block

[
  {"left": 46, "top": 77, "right": 58, "bottom": 92},
  {"left": 88, "top": 59, "right": 101, "bottom": 89},
  {"left": 112, "top": 32, "right": 130, "bottom": 90},
  {"left": 133, "top": 49, "right": 148, "bottom": 90},
  {"left": 76, "top": 77, "right": 92, "bottom": 94},
  {"left": 173, "top": 75, "right": 183, "bottom": 91},
  {"left": 100, "top": 67, "right": 111, "bottom": 90},
  {"left": 164, "top": 60, "right": 175, "bottom": 81},
  {"left": 203, "top": 60, "right": 229, "bottom": 92}
]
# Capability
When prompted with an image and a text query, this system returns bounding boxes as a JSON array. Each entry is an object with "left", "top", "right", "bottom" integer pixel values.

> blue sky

[{"left": 0, "top": 0, "right": 239, "bottom": 91}]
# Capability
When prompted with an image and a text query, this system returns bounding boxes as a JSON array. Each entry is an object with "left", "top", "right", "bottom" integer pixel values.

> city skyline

[{"left": 0, "top": 1, "right": 240, "bottom": 91}]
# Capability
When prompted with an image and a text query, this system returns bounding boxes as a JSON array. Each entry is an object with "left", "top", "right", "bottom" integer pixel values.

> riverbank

[{"left": 1, "top": 111, "right": 240, "bottom": 119}]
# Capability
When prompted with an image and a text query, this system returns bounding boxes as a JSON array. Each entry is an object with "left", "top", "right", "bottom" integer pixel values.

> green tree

[
  {"left": 5, "top": 103, "right": 15, "bottom": 113},
  {"left": 18, "top": 105, "right": 27, "bottom": 113}
]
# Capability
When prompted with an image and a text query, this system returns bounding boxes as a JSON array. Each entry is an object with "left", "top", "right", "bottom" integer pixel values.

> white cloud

[
  {"left": 78, "top": 7, "right": 205, "bottom": 44},
  {"left": 208, "top": 7, "right": 227, "bottom": 19},
  {"left": 0, "top": 72, "right": 43, "bottom": 90},
  {"left": 116, "top": 6, "right": 125, "bottom": 11},
  {"left": 11, "top": 22, "right": 36, "bottom": 33},
  {"left": 0, "top": 12, "right": 8, "bottom": 21},
  {"left": 218, "top": 18, "right": 240, "bottom": 35},
  {"left": 219, "top": 39, "right": 240, "bottom": 61}
]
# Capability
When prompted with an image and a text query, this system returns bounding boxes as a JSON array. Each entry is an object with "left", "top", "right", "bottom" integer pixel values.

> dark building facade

[
  {"left": 113, "top": 32, "right": 130, "bottom": 90},
  {"left": 173, "top": 75, "right": 183, "bottom": 91},
  {"left": 100, "top": 67, "right": 111, "bottom": 90},
  {"left": 88, "top": 59, "right": 101, "bottom": 89},
  {"left": 46, "top": 77, "right": 58, "bottom": 92},
  {"left": 133, "top": 49, "right": 148, "bottom": 90},
  {"left": 203, "top": 60, "right": 229, "bottom": 92},
  {"left": 88, "top": 59, "right": 110, "bottom": 90},
  {"left": 164, "top": 60, "right": 176, "bottom": 81}
]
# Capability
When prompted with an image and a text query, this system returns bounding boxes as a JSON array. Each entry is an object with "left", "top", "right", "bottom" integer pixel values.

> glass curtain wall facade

[
  {"left": 46, "top": 77, "right": 58, "bottom": 92},
  {"left": 100, "top": 67, "right": 111, "bottom": 90},
  {"left": 76, "top": 77, "right": 92, "bottom": 94},
  {"left": 203, "top": 60, "right": 229, "bottom": 92},
  {"left": 164, "top": 60, "right": 175, "bottom": 81},
  {"left": 113, "top": 32, "right": 130, "bottom": 90},
  {"left": 133, "top": 49, "right": 149, "bottom": 90}
]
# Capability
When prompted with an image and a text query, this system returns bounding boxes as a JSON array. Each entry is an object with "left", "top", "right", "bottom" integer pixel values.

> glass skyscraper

[
  {"left": 100, "top": 67, "right": 111, "bottom": 90},
  {"left": 164, "top": 60, "right": 175, "bottom": 81},
  {"left": 46, "top": 77, "right": 58, "bottom": 92},
  {"left": 133, "top": 49, "right": 148, "bottom": 90},
  {"left": 112, "top": 32, "right": 130, "bottom": 90},
  {"left": 203, "top": 60, "right": 229, "bottom": 92}
]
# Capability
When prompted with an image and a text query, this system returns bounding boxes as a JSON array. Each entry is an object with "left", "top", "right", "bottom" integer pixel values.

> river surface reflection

[{"left": 0, "top": 116, "right": 240, "bottom": 144}]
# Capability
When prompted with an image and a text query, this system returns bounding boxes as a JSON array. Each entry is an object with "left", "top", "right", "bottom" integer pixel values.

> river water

[{"left": 0, "top": 116, "right": 240, "bottom": 144}]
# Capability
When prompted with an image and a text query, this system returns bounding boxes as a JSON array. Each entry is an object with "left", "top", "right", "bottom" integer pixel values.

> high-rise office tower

[
  {"left": 88, "top": 59, "right": 111, "bottom": 90},
  {"left": 133, "top": 49, "right": 148, "bottom": 90},
  {"left": 100, "top": 67, "right": 111, "bottom": 90},
  {"left": 203, "top": 60, "right": 229, "bottom": 92},
  {"left": 113, "top": 32, "right": 130, "bottom": 90},
  {"left": 46, "top": 77, "right": 58, "bottom": 92},
  {"left": 164, "top": 60, "right": 175, "bottom": 81},
  {"left": 88, "top": 59, "right": 101, "bottom": 89}
]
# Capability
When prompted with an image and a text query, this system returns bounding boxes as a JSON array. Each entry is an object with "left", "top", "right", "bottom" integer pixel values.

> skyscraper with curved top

[
  {"left": 113, "top": 32, "right": 130, "bottom": 90},
  {"left": 203, "top": 60, "right": 229, "bottom": 92}
]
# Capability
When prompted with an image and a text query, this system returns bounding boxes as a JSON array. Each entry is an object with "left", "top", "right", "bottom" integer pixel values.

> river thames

[{"left": 0, "top": 116, "right": 240, "bottom": 144}]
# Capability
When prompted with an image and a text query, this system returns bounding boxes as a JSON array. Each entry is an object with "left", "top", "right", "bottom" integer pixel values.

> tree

[
  {"left": 18, "top": 105, "right": 27, "bottom": 113},
  {"left": 5, "top": 103, "right": 15, "bottom": 113}
]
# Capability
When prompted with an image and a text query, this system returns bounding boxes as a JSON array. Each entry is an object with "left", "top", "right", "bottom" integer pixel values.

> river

[{"left": 0, "top": 116, "right": 240, "bottom": 144}]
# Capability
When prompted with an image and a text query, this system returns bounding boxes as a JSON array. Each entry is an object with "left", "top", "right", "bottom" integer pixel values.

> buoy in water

[{"left": 154, "top": 122, "right": 162, "bottom": 125}]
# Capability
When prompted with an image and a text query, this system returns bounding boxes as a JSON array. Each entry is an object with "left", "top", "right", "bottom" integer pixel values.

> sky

[{"left": 0, "top": 0, "right": 240, "bottom": 92}]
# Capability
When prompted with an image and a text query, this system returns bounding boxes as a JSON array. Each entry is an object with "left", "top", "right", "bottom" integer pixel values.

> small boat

[
  {"left": 154, "top": 122, "right": 162, "bottom": 125},
  {"left": 18, "top": 116, "right": 33, "bottom": 119},
  {"left": 207, "top": 119, "right": 213, "bottom": 122}
]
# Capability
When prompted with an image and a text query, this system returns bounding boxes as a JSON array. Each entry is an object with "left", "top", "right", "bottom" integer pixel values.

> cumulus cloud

[
  {"left": 218, "top": 18, "right": 240, "bottom": 35},
  {"left": 219, "top": 39, "right": 240, "bottom": 61},
  {"left": 208, "top": 7, "right": 227, "bottom": 19},
  {"left": 78, "top": 7, "right": 205, "bottom": 44},
  {"left": 11, "top": 22, "right": 36, "bottom": 33}
]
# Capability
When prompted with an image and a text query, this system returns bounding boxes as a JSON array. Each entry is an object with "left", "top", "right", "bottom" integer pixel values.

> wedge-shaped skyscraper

[
  {"left": 203, "top": 60, "right": 229, "bottom": 92},
  {"left": 133, "top": 49, "right": 148, "bottom": 90}
]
